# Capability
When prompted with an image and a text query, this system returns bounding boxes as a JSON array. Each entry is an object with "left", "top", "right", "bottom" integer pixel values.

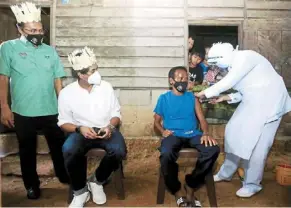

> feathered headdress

[
  {"left": 68, "top": 47, "right": 98, "bottom": 71},
  {"left": 10, "top": 2, "right": 41, "bottom": 23}
]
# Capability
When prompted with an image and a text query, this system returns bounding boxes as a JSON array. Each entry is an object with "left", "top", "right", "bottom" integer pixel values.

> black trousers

[
  {"left": 159, "top": 135, "right": 220, "bottom": 195},
  {"left": 14, "top": 113, "right": 68, "bottom": 190},
  {"left": 62, "top": 131, "right": 127, "bottom": 191}
]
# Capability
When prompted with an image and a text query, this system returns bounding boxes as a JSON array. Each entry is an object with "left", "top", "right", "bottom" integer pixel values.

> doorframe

[{"left": 186, "top": 20, "right": 244, "bottom": 66}]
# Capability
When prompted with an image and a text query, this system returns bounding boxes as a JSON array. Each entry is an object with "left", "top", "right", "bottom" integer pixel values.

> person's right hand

[
  {"left": 0, "top": 106, "right": 14, "bottom": 128},
  {"left": 162, "top": 129, "right": 173, "bottom": 138},
  {"left": 209, "top": 95, "right": 231, "bottom": 104},
  {"left": 80, "top": 126, "right": 98, "bottom": 139}
]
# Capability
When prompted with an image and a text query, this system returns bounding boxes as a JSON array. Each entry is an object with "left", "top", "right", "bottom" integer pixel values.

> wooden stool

[
  {"left": 67, "top": 148, "right": 125, "bottom": 204},
  {"left": 156, "top": 148, "right": 218, "bottom": 207}
]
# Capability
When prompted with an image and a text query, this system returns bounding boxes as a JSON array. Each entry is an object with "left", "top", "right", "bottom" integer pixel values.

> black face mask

[
  {"left": 26, "top": 34, "right": 44, "bottom": 46},
  {"left": 173, "top": 81, "right": 188, "bottom": 93}
]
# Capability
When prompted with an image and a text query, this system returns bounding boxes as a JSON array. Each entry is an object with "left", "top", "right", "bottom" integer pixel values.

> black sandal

[{"left": 176, "top": 196, "right": 191, "bottom": 207}]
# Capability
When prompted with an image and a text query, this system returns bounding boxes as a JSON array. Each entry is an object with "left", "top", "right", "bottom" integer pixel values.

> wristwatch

[{"left": 75, "top": 126, "right": 81, "bottom": 133}]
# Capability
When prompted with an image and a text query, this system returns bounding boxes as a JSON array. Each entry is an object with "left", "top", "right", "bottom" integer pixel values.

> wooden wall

[
  {"left": 55, "top": 0, "right": 185, "bottom": 89},
  {"left": 0, "top": 8, "right": 18, "bottom": 42}
]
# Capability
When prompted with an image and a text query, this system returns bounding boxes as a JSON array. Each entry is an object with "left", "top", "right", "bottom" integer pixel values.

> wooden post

[{"left": 50, "top": 0, "right": 56, "bottom": 47}]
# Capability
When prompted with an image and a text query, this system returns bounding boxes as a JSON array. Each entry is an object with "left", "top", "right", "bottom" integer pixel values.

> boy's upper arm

[
  {"left": 53, "top": 48, "right": 66, "bottom": 79},
  {"left": 0, "top": 42, "right": 12, "bottom": 77}
]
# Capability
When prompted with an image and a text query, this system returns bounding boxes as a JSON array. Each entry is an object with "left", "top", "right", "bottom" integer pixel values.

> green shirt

[{"left": 0, "top": 36, "right": 66, "bottom": 117}]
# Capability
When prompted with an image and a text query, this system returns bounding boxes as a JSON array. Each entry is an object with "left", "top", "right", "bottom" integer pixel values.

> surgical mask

[
  {"left": 173, "top": 81, "right": 188, "bottom": 93},
  {"left": 88, "top": 71, "right": 101, "bottom": 85},
  {"left": 26, "top": 34, "right": 44, "bottom": 46}
]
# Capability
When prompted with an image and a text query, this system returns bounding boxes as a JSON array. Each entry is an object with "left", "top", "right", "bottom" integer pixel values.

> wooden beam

[
  {"left": 57, "top": 46, "right": 184, "bottom": 57},
  {"left": 246, "top": 0, "right": 291, "bottom": 10},
  {"left": 55, "top": 37, "right": 184, "bottom": 47},
  {"left": 188, "top": 8, "right": 244, "bottom": 19},
  {"left": 50, "top": 0, "right": 56, "bottom": 47},
  {"left": 60, "top": 57, "right": 184, "bottom": 68},
  {"left": 188, "top": 0, "right": 244, "bottom": 8},
  {"left": 56, "top": 17, "right": 184, "bottom": 28},
  {"left": 103, "top": 0, "right": 184, "bottom": 8},
  {"left": 55, "top": 7, "right": 184, "bottom": 18},
  {"left": 64, "top": 67, "right": 170, "bottom": 78},
  {"left": 56, "top": 27, "right": 184, "bottom": 37},
  {"left": 247, "top": 10, "right": 291, "bottom": 19}
]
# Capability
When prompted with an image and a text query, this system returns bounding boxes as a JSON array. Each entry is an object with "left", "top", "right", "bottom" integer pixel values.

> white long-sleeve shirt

[{"left": 57, "top": 80, "right": 121, "bottom": 128}]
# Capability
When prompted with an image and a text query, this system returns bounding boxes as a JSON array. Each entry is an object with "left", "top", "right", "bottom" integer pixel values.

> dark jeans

[
  {"left": 14, "top": 113, "right": 68, "bottom": 190},
  {"left": 159, "top": 135, "right": 220, "bottom": 195},
  {"left": 62, "top": 130, "right": 127, "bottom": 191}
]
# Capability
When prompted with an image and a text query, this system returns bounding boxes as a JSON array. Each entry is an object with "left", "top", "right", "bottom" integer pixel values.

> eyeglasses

[{"left": 23, "top": 28, "right": 46, "bottom": 34}]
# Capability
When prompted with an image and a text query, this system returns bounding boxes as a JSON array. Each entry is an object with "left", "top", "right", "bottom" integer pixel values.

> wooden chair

[
  {"left": 67, "top": 148, "right": 125, "bottom": 204},
  {"left": 156, "top": 148, "right": 218, "bottom": 207}
]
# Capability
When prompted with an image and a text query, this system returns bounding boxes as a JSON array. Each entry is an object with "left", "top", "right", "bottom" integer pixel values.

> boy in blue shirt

[{"left": 154, "top": 66, "right": 220, "bottom": 207}]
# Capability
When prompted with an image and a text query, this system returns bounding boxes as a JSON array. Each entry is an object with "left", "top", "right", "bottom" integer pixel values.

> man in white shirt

[{"left": 58, "top": 47, "right": 126, "bottom": 207}]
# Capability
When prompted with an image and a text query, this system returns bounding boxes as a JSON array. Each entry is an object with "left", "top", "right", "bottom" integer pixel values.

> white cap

[
  {"left": 10, "top": 2, "right": 41, "bottom": 24},
  {"left": 68, "top": 47, "right": 98, "bottom": 71}
]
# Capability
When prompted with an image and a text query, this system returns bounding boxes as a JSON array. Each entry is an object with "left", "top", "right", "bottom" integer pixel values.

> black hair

[
  {"left": 168, "top": 66, "right": 187, "bottom": 79},
  {"left": 190, "top": 51, "right": 205, "bottom": 62}
]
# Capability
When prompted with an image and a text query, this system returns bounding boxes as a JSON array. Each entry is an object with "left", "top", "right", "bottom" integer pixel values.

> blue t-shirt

[{"left": 154, "top": 91, "right": 202, "bottom": 138}]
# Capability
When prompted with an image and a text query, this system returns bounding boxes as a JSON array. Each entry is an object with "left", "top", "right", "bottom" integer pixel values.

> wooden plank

[
  {"left": 188, "top": 0, "right": 244, "bottom": 8},
  {"left": 246, "top": 1, "right": 291, "bottom": 10},
  {"left": 55, "top": 37, "right": 184, "bottom": 47},
  {"left": 257, "top": 30, "right": 282, "bottom": 72},
  {"left": 60, "top": 57, "right": 184, "bottom": 68},
  {"left": 57, "top": 46, "right": 184, "bottom": 57},
  {"left": 0, "top": 0, "right": 52, "bottom": 6},
  {"left": 282, "top": 31, "right": 291, "bottom": 53},
  {"left": 62, "top": 77, "right": 169, "bottom": 88},
  {"left": 56, "top": 17, "right": 184, "bottom": 28},
  {"left": 56, "top": 27, "right": 184, "bottom": 37},
  {"left": 64, "top": 67, "right": 170, "bottom": 77},
  {"left": 56, "top": 7, "right": 184, "bottom": 18},
  {"left": 244, "top": 19, "right": 291, "bottom": 31},
  {"left": 247, "top": 10, "right": 291, "bottom": 18},
  {"left": 188, "top": 8, "right": 244, "bottom": 19},
  {"left": 57, "top": 0, "right": 103, "bottom": 6},
  {"left": 243, "top": 30, "right": 258, "bottom": 51},
  {"left": 103, "top": 0, "right": 183, "bottom": 8}
]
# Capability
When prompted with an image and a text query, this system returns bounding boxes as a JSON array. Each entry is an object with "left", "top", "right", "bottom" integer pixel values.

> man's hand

[
  {"left": 80, "top": 126, "right": 98, "bottom": 139},
  {"left": 209, "top": 95, "right": 231, "bottom": 104},
  {"left": 0, "top": 105, "right": 14, "bottom": 128},
  {"left": 200, "top": 134, "right": 218, "bottom": 147},
  {"left": 97, "top": 127, "right": 112, "bottom": 139},
  {"left": 162, "top": 129, "right": 173, "bottom": 138}
]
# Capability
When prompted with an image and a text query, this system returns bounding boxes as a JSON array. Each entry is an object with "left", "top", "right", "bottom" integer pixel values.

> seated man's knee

[
  {"left": 159, "top": 146, "right": 177, "bottom": 162},
  {"left": 209, "top": 145, "right": 220, "bottom": 158},
  {"left": 62, "top": 133, "right": 84, "bottom": 158},
  {"left": 107, "top": 144, "right": 126, "bottom": 159}
]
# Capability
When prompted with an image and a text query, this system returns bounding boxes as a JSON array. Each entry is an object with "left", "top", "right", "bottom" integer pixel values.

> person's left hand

[
  {"left": 97, "top": 127, "right": 112, "bottom": 139},
  {"left": 200, "top": 134, "right": 218, "bottom": 147}
]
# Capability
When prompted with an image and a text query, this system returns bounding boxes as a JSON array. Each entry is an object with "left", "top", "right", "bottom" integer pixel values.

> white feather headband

[
  {"left": 10, "top": 2, "right": 41, "bottom": 23},
  {"left": 68, "top": 47, "right": 98, "bottom": 71}
]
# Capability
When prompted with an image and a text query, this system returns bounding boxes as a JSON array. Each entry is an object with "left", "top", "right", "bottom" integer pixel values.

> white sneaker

[
  {"left": 236, "top": 187, "right": 261, "bottom": 198},
  {"left": 69, "top": 191, "right": 90, "bottom": 208},
  {"left": 213, "top": 174, "right": 224, "bottom": 182},
  {"left": 88, "top": 182, "right": 106, "bottom": 205}
]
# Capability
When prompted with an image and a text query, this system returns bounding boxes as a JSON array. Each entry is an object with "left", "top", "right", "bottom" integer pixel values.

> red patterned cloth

[{"left": 204, "top": 66, "right": 220, "bottom": 83}]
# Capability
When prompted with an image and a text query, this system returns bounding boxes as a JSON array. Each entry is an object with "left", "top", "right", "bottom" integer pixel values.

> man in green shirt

[{"left": 0, "top": 2, "right": 69, "bottom": 199}]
